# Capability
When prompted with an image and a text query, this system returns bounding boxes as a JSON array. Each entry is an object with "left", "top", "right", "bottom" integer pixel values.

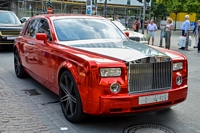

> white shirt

[
  {"left": 147, "top": 23, "right": 157, "bottom": 31},
  {"left": 166, "top": 23, "right": 173, "bottom": 31}
]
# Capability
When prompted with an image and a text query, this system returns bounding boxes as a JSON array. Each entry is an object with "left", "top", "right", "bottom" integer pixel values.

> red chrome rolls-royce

[{"left": 14, "top": 14, "right": 188, "bottom": 123}]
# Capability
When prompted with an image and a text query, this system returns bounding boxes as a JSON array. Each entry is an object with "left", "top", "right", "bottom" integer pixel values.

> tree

[
  {"left": 159, "top": 0, "right": 200, "bottom": 19},
  {"left": 149, "top": 0, "right": 168, "bottom": 22},
  {"left": 185, "top": 1, "right": 200, "bottom": 19}
]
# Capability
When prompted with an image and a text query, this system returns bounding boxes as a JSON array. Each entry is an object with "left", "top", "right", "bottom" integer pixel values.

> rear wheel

[
  {"left": 14, "top": 49, "right": 27, "bottom": 78},
  {"left": 59, "top": 71, "right": 86, "bottom": 123}
]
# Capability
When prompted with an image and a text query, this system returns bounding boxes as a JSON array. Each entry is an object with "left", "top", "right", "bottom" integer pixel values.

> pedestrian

[
  {"left": 132, "top": 21, "right": 137, "bottom": 32},
  {"left": 193, "top": 20, "right": 199, "bottom": 49},
  {"left": 197, "top": 21, "right": 200, "bottom": 53},
  {"left": 125, "top": 19, "right": 128, "bottom": 28},
  {"left": 115, "top": 15, "right": 120, "bottom": 22},
  {"left": 132, "top": 20, "right": 140, "bottom": 32},
  {"left": 137, "top": 19, "right": 141, "bottom": 29},
  {"left": 180, "top": 15, "right": 190, "bottom": 50},
  {"left": 147, "top": 19, "right": 157, "bottom": 45},
  {"left": 164, "top": 18, "right": 173, "bottom": 49}
]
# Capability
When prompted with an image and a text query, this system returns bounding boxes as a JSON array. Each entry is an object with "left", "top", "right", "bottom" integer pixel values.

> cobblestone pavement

[
  {"left": 0, "top": 77, "right": 49, "bottom": 133},
  {"left": 0, "top": 64, "right": 74, "bottom": 133}
]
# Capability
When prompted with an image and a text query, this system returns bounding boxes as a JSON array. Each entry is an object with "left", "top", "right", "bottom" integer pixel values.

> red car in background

[{"left": 14, "top": 14, "right": 188, "bottom": 123}]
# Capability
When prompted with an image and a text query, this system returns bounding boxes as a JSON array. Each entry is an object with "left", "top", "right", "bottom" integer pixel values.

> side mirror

[
  {"left": 124, "top": 31, "right": 129, "bottom": 37},
  {"left": 36, "top": 33, "right": 47, "bottom": 43}
]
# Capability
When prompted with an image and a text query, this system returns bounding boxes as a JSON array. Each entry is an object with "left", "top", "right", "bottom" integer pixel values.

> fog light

[
  {"left": 176, "top": 76, "right": 182, "bottom": 85},
  {"left": 110, "top": 82, "right": 121, "bottom": 94}
]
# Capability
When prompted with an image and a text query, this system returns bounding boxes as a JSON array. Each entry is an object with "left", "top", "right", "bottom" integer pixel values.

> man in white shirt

[
  {"left": 180, "top": 15, "right": 190, "bottom": 50},
  {"left": 147, "top": 19, "right": 157, "bottom": 45}
]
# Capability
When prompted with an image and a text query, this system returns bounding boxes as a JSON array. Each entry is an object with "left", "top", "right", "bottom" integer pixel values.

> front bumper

[
  {"left": 0, "top": 37, "right": 17, "bottom": 48},
  {"left": 83, "top": 86, "right": 187, "bottom": 115}
]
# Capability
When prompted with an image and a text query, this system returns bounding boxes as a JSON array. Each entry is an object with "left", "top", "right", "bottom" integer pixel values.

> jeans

[
  {"left": 198, "top": 38, "right": 200, "bottom": 52},
  {"left": 165, "top": 31, "right": 171, "bottom": 49}
]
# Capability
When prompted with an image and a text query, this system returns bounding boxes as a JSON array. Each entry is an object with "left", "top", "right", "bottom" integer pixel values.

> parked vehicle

[
  {"left": 0, "top": 10, "right": 23, "bottom": 49},
  {"left": 112, "top": 21, "right": 148, "bottom": 44},
  {"left": 14, "top": 14, "right": 188, "bottom": 123}
]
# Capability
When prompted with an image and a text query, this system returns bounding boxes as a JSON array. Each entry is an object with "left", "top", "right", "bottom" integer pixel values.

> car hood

[
  {"left": 128, "top": 30, "right": 145, "bottom": 37},
  {"left": 59, "top": 39, "right": 171, "bottom": 62},
  {"left": 0, "top": 24, "right": 23, "bottom": 28}
]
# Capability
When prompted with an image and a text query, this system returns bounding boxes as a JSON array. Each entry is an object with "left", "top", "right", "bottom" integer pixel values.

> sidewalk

[
  {"left": 136, "top": 29, "right": 196, "bottom": 50},
  {"left": 0, "top": 69, "right": 49, "bottom": 132}
]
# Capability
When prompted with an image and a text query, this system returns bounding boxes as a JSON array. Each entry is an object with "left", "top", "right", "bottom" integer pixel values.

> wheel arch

[{"left": 57, "top": 62, "right": 82, "bottom": 94}]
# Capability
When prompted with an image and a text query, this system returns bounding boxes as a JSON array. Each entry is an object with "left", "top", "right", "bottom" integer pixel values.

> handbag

[
  {"left": 161, "top": 30, "right": 165, "bottom": 37},
  {"left": 145, "top": 33, "right": 149, "bottom": 39}
]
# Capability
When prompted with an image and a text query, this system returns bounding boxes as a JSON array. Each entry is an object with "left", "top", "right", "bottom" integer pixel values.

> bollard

[
  {"left": 159, "top": 28, "right": 164, "bottom": 47},
  {"left": 185, "top": 30, "right": 189, "bottom": 50}
]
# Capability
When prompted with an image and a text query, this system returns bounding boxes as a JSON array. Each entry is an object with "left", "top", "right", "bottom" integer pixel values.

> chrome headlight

[
  {"left": 176, "top": 76, "right": 182, "bottom": 85},
  {"left": 173, "top": 62, "right": 183, "bottom": 71},
  {"left": 100, "top": 68, "right": 121, "bottom": 77},
  {"left": 110, "top": 82, "right": 121, "bottom": 93}
]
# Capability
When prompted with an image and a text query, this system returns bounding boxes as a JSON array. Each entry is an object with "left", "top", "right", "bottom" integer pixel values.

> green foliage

[
  {"left": 150, "top": 0, "right": 168, "bottom": 19},
  {"left": 185, "top": 1, "right": 200, "bottom": 19},
  {"left": 157, "top": 0, "right": 200, "bottom": 19}
]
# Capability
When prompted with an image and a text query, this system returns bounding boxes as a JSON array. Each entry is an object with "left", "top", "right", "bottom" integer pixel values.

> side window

[
  {"left": 25, "top": 19, "right": 40, "bottom": 38},
  {"left": 37, "top": 19, "right": 52, "bottom": 41}
]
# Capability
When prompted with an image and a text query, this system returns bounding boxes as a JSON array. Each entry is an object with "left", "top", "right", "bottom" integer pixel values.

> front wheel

[
  {"left": 14, "top": 49, "right": 27, "bottom": 78},
  {"left": 59, "top": 71, "right": 86, "bottom": 123}
]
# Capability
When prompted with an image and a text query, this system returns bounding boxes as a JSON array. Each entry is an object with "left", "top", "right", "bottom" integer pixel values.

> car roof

[{"left": 31, "top": 14, "right": 107, "bottom": 20}]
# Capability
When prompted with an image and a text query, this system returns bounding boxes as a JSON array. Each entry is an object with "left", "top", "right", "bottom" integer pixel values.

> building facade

[{"left": 1, "top": 0, "right": 151, "bottom": 27}]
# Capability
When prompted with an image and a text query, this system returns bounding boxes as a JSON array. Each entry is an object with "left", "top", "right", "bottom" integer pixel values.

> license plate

[
  {"left": 7, "top": 37, "right": 17, "bottom": 40},
  {"left": 139, "top": 93, "right": 168, "bottom": 105}
]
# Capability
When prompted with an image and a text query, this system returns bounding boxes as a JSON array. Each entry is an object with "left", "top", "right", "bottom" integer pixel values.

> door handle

[{"left": 27, "top": 41, "right": 35, "bottom": 45}]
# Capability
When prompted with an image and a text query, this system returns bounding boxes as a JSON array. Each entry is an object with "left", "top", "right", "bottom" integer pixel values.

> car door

[
  {"left": 36, "top": 19, "right": 56, "bottom": 84},
  {"left": 29, "top": 18, "right": 53, "bottom": 81},
  {"left": 20, "top": 19, "right": 40, "bottom": 72}
]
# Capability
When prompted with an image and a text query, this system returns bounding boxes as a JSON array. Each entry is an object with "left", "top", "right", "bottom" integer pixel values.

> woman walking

[
  {"left": 164, "top": 18, "right": 173, "bottom": 49},
  {"left": 193, "top": 20, "right": 199, "bottom": 48}
]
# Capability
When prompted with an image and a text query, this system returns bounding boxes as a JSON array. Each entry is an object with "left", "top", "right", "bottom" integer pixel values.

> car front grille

[
  {"left": 128, "top": 61, "right": 172, "bottom": 93},
  {"left": 1, "top": 30, "right": 21, "bottom": 36}
]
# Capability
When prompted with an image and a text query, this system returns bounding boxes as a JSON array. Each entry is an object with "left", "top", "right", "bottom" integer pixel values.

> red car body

[{"left": 14, "top": 14, "right": 188, "bottom": 123}]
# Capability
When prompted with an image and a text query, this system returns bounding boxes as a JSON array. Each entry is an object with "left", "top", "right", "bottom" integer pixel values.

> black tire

[
  {"left": 59, "top": 71, "right": 86, "bottom": 123},
  {"left": 14, "top": 49, "right": 27, "bottom": 78}
]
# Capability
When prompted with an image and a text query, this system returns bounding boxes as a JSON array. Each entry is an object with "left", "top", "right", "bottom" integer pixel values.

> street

[{"left": 0, "top": 30, "right": 200, "bottom": 133}]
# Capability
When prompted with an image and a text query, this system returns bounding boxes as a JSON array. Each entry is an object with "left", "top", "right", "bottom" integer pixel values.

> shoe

[
  {"left": 179, "top": 47, "right": 184, "bottom": 50},
  {"left": 198, "top": 51, "right": 200, "bottom": 53},
  {"left": 152, "top": 44, "right": 154, "bottom": 45},
  {"left": 193, "top": 46, "right": 197, "bottom": 48}
]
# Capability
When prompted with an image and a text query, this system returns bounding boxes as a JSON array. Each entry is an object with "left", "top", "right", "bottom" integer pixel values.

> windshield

[
  {"left": 112, "top": 21, "right": 127, "bottom": 31},
  {"left": 53, "top": 18, "right": 127, "bottom": 41},
  {"left": 0, "top": 11, "right": 21, "bottom": 24}
]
